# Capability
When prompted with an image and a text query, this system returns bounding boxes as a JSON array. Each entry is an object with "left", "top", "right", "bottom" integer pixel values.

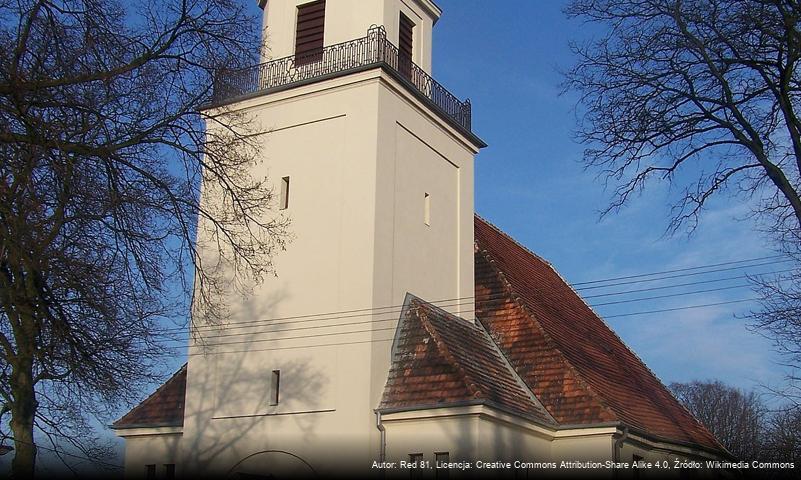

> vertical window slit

[
  {"left": 270, "top": 369, "right": 281, "bottom": 405},
  {"left": 280, "top": 176, "right": 290, "bottom": 210},
  {"left": 424, "top": 192, "right": 431, "bottom": 226}
]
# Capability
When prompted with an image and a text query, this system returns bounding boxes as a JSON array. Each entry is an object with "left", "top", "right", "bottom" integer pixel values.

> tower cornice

[
  {"left": 409, "top": 0, "right": 442, "bottom": 24},
  {"left": 207, "top": 26, "right": 485, "bottom": 148}
]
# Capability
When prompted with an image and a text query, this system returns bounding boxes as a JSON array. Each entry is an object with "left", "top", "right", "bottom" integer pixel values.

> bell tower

[
  {"left": 180, "top": 0, "right": 485, "bottom": 475},
  {"left": 260, "top": 0, "right": 438, "bottom": 73}
]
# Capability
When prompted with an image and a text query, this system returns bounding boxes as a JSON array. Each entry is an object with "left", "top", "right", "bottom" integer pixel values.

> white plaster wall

[
  {"left": 551, "top": 433, "right": 613, "bottom": 463},
  {"left": 476, "top": 415, "right": 552, "bottom": 463},
  {"left": 261, "top": 0, "right": 438, "bottom": 72},
  {"left": 120, "top": 433, "right": 181, "bottom": 479},
  {"left": 368, "top": 73, "right": 477, "bottom": 325},
  {"left": 381, "top": 410, "right": 576, "bottom": 479},
  {"left": 550, "top": 433, "right": 616, "bottom": 478},
  {"left": 383, "top": 413, "right": 481, "bottom": 478},
  {"left": 180, "top": 72, "right": 382, "bottom": 477}
]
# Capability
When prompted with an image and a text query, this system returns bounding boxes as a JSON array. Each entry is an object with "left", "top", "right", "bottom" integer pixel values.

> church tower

[{"left": 179, "top": 0, "right": 485, "bottom": 475}]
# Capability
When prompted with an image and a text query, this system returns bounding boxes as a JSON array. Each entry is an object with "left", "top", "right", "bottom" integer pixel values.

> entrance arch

[{"left": 225, "top": 450, "right": 317, "bottom": 479}]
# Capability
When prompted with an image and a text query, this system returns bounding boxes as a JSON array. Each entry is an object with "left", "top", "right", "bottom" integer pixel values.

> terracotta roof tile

[
  {"left": 379, "top": 295, "right": 555, "bottom": 425},
  {"left": 113, "top": 364, "right": 186, "bottom": 429},
  {"left": 474, "top": 215, "right": 724, "bottom": 450}
]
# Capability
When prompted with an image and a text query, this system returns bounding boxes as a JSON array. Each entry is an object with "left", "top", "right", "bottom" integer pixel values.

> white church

[{"left": 113, "top": 0, "right": 731, "bottom": 477}]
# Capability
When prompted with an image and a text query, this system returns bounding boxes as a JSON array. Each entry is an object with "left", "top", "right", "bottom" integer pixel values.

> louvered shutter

[
  {"left": 295, "top": 0, "right": 325, "bottom": 65},
  {"left": 399, "top": 13, "right": 414, "bottom": 78}
]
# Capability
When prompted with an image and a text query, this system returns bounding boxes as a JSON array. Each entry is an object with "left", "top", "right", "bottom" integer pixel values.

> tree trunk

[{"left": 10, "top": 355, "right": 37, "bottom": 479}]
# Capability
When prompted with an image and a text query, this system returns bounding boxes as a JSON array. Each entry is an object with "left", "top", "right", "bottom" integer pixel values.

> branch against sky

[
  {"left": 0, "top": 0, "right": 289, "bottom": 476},
  {"left": 563, "top": 0, "right": 801, "bottom": 236},
  {"left": 563, "top": 0, "right": 801, "bottom": 410}
]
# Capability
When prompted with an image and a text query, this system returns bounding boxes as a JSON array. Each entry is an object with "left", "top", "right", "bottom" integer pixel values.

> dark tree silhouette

[
  {"left": 0, "top": 0, "right": 288, "bottom": 476},
  {"left": 669, "top": 380, "right": 765, "bottom": 460},
  {"left": 762, "top": 407, "right": 801, "bottom": 466}
]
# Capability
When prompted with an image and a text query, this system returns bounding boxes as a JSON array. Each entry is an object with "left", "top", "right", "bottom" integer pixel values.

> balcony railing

[{"left": 211, "top": 26, "right": 473, "bottom": 133}]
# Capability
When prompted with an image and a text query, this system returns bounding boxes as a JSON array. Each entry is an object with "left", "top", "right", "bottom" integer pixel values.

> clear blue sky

[{"left": 433, "top": 0, "right": 786, "bottom": 394}]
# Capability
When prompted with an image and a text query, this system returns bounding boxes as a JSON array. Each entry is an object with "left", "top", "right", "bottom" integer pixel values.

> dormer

[{"left": 258, "top": 0, "right": 441, "bottom": 73}]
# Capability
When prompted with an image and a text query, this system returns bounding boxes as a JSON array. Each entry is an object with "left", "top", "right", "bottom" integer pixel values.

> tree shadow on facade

[{"left": 178, "top": 286, "right": 332, "bottom": 478}]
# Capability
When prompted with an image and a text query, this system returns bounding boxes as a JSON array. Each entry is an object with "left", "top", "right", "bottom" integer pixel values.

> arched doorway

[{"left": 225, "top": 450, "right": 316, "bottom": 479}]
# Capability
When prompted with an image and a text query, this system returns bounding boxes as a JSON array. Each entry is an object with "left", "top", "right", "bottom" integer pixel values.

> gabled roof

[
  {"left": 379, "top": 295, "right": 555, "bottom": 425},
  {"left": 113, "top": 364, "right": 187, "bottom": 429},
  {"left": 473, "top": 215, "right": 723, "bottom": 450}
]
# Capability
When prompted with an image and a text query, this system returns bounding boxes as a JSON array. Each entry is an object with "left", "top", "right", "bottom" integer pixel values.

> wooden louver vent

[
  {"left": 295, "top": 0, "right": 325, "bottom": 65},
  {"left": 398, "top": 12, "right": 414, "bottom": 78}
]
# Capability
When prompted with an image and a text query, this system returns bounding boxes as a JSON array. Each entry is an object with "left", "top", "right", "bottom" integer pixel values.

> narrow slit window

[
  {"left": 270, "top": 369, "right": 281, "bottom": 405},
  {"left": 424, "top": 192, "right": 431, "bottom": 226},
  {"left": 280, "top": 176, "right": 290, "bottom": 210}
]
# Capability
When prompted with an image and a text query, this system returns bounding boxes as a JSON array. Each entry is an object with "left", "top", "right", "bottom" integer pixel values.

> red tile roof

[
  {"left": 113, "top": 364, "right": 187, "bottom": 429},
  {"left": 473, "top": 215, "right": 723, "bottom": 451},
  {"left": 379, "top": 296, "right": 554, "bottom": 425}
]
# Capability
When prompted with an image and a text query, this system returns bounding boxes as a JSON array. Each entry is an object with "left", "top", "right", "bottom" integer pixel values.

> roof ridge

[
  {"left": 474, "top": 214, "right": 555, "bottom": 269},
  {"left": 413, "top": 296, "right": 482, "bottom": 330},
  {"left": 474, "top": 246, "right": 619, "bottom": 423}
]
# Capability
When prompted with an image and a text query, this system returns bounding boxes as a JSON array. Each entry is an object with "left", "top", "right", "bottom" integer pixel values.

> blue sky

[{"left": 432, "top": 0, "right": 787, "bottom": 394}]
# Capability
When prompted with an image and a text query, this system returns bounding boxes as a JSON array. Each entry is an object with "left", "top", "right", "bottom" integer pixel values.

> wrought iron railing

[{"left": 212, "top": 26, "right": 472, "bottom": 132}]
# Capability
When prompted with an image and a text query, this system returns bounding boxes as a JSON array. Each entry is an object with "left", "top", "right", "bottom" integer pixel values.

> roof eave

[
  {"left": 111, "top": 421, "right": 183, "bottom": 430},
  {"left": 377, "top": 398, "right": 558, "bottom": 429}
]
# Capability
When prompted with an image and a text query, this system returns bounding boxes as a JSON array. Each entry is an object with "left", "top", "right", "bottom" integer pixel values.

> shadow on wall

[{"left": 178, "top": 285, "right": 331, "bottom": 478}]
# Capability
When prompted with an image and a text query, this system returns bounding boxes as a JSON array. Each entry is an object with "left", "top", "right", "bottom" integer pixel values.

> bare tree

[
  {"left": 0, "top": 0, "right": 288, "bottom": 477},
  {"left": 748, "top": 274, "right": 801, "bottom": 407},
  {"left": 762, "top": 407, "right": 801, "bottom": 465},
  {"left": 564, "top": 0, "right": 801, "bottom": 234},
  {"left": 669, "top": 380, "right": 765, "bottom": 460},
  {"left": 563, "top": 0, "right": 801, "bottom": 404}
]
